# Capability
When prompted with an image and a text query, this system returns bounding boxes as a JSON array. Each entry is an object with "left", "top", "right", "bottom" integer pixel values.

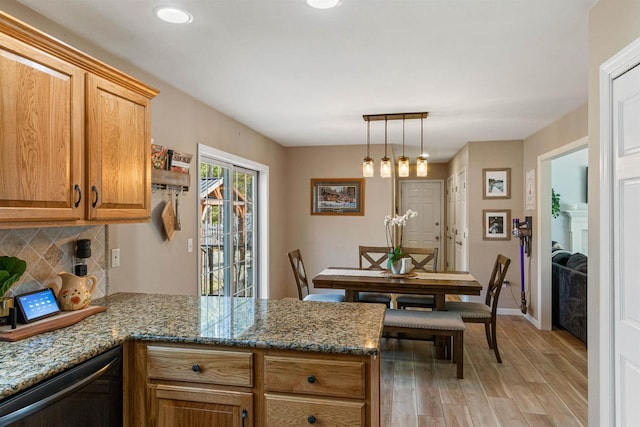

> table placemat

[
  {"left": 317, "top": 268, "right": 386, "bottom": 277},
  {"left": 415, "top": 272, "right": 476, "bottom": 281}
]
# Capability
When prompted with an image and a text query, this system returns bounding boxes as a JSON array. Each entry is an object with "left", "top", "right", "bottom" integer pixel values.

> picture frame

[
  {"left": 483, "top": 209, "right": 511, "bottom": 240},
  {"left": 311, "top": 178, "right": 364, "bottom": 215},
  {"left": 483, "top": 168, "right": 511, "bottom": 199}
]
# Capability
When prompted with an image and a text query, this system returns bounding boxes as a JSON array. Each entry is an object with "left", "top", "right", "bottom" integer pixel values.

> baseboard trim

[
  {"left": 525, "top": 312, "right": 541, "bottom": 329},
  {"left": 497, "top": 308, "right": 524, "bottom": 316}
]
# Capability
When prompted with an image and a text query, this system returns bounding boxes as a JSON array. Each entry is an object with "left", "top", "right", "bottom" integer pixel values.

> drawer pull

[
  {"left": 307, "top": 415, "right": 317, "bottom": 424},
  {"left": 191, "top": 363, "right": 200, "bottom": 373},
  {"left": 242, "top": 409, "right": 248, "bottom": 427},
  {"left": 307, "top": 375, "right": 316, "bottom": 384}
]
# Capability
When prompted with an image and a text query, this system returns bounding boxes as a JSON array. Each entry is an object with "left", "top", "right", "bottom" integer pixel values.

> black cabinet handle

[
  {"left": 191, "top": 364, "right": 200, "bottom": 373},
  {"left": 242, "top": 409, "right": 248, "bottom": 427},
  {"left": 74, "top": 184, "right": 82, "bottom": 208},
  {"left": 307, "top": 415, "right": 317, "bottom": 424},
  {"left": 307, "top": 375, "right": 316, "bottom": 384},
  {"left": 91, "top": 185, "right": 99, "bottom": 208}
]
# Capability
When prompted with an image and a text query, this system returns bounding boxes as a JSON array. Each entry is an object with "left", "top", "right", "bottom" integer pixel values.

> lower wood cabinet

[
  {"left": 125, "top": 342, "right": 380, "bottom": 427},
  {"left": 153, "top": 384, "right": 252, "bottom": 427}
]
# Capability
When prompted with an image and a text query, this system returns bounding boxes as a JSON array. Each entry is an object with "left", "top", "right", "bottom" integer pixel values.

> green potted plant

[
  {"left": 0, "top": 256, "right": 27, "bottom": 318},
  {"left": 552, "top": 189, "right": 561, "bottom": 218}
]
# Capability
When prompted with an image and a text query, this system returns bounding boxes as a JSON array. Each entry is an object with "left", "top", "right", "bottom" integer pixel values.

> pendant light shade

[
  {"left": 362, "top": 121, "right": 374, "bottom": 177},
  {"left": 416, "top": 116, "right": 429, "bottom": 177},
  {"left": 398, "top": 117, "right": 410, "bottom": 177},
  {"left": 416, "top": 156, "right": 428, "bottom": 177},
  {"left": 380, "top": 117, "right": 391, "bottom": 178}
]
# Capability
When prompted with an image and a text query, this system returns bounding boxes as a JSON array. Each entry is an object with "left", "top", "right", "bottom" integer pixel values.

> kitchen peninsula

[{"left": 0, "top": 293, "right": 385, "bottom": 426}]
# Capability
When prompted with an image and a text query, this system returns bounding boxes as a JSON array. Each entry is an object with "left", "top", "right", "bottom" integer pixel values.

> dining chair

[
  {"left": 395, "top": 247, "right": 439, "bottom": 310},
  {"left": 357, "top": 246, "right": 393, "bottom": 307},
  {"left": 287, "top": 249, "right": 345, "bottom": 302},
  {"left": 445, "top": 254, "right": 511, "bottom": 363}
]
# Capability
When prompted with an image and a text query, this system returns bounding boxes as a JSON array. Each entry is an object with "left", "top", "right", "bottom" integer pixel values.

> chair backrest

[
  {"left": 402, "top": 247, "right": 438, "bottom": 272},
  {"left": 288, "top": 249, "right": 310, "bottom": 300},
  {"left": 359, "top": 246, "right": 438, "bottom": 272},
  {"left": 359, "top": 246, "right": 390, "bottom": 269},
  {"left": 485, "top": 254, "right": 511, "bottom": 314}
]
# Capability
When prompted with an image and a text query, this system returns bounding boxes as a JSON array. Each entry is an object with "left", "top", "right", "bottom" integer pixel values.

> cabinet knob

[
  {"left": 307, "top": 375, "right": 316, "bottom": 384},
  {"left": 191, "top": 364, "right": 200, "bottom": 373},
  {"left": 307, "top": 415, "right": 317, "bottom": 424}
]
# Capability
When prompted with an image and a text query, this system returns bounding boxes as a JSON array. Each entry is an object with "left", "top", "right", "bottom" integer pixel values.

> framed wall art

[
  {"left": 483, "top": 209, "right": 511, "bottom": 240},
  {"left": 311, "top": 178, "right": 364, "bottom": 216},
  {"left": 483, "top": 168, "right": 511, "bottom": 199}
]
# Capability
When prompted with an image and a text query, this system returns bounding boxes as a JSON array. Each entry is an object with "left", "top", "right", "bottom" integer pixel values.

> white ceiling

[{"left": 18, "top": 0, "right": 594, "bottom": 162}]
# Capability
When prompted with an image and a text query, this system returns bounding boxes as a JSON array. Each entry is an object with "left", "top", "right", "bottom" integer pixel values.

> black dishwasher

[{"left": 0, "top": 345, "right": 122, "bottom": 427}]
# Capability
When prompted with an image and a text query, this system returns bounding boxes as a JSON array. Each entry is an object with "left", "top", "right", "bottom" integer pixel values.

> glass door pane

[{"left": 200, "top": 160, "right": 257, "bottom": 298}]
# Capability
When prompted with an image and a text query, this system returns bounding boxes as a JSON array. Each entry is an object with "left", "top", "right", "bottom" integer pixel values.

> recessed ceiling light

[
  {"left": 154, "top": 6, "right": 193, "bottom": 24},
  {"left": 306, "top": 0, "right": 341, "bottom": 10}
]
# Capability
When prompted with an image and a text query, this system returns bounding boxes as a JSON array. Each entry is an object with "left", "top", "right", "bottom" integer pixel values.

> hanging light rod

[{"left": 363, "top": 112, "right": 428, "bottom": 122}]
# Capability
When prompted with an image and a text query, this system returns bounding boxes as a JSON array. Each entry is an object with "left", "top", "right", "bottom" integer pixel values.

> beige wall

[
  {"left": 588, "top": 0, "right": 640, "bottom": 423},
  {"left": 467, "top": 141, "right": 524, "bottom": 310},
  {"left": 1, "top": 1, "right": 290, "bottom": 299},
  {"left": 285, "top": 145, "right": 393, "bottom": 296},
  {"left": 522, "top": 104, "right": 588, "bottom": 319}
]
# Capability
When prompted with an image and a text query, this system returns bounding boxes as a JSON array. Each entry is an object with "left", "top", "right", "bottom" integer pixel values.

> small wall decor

[
  {"left": 483, "top": 168, "right": 511, "bottom": 199},
  {"left": 483, "top": 209, "right": 511, "bottom": 240},
  {"left": 311, "top": 178, "right": 364, "bottom": 215},
  {"left": 525, "top": 169, "right": 536, "bottom": 211}
]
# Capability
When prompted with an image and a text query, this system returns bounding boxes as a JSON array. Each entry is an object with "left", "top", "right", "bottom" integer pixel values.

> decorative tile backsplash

[{"left": 0, "top": 226, "right": 108, "bottom": 298}]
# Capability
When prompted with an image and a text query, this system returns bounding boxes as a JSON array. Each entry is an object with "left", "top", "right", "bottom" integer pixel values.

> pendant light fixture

[
  {"left": 398, "top": 117, "right": 410, "bottom": 177},
  {"left": 416, "top": 116, "right": 429, "bottom": 177},
  {"left": 362, "top": 120, "right": 374, "bottom": 177},
  {"left": 362, "top": 112, "right": 427, "bottom": 178},
  {"left": 380, "top": 117, "right": 391, "bottom": 178}
]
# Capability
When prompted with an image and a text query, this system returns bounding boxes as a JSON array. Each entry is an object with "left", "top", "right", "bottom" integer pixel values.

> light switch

[
  {"left": 111, "top": 248, "right": 120, "bottom": 268},
  {"left": 188, "top": 238, "right": 193, "bottom": 253}
]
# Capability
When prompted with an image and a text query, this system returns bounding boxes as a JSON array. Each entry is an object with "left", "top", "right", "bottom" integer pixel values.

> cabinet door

[
  {"left": 0, "top": 32, "right": 84, "bottom": 222},
  {"left": 153, "top": 384, "right": 252, "bottom": 427},
  {"left": 86, "top": 74, "right": 151, "bottom": 221}
]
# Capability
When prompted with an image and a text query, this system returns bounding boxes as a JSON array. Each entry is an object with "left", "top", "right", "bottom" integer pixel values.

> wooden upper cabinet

[
  {"left": 0, "top": 32, "right": 85, "bottom": 222},
  {"left": 86, "top": 74, "right": 151, "bottom": 221},
  {"left": 0, "top": 11, "right": 158, "bottom": 227}
]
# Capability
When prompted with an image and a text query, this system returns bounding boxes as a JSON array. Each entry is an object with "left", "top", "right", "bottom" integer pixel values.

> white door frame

[
  {"left": 535, "top": 137, "right": 588, "bottom": 330},
  {"left": 598, "top": 35, "right": 640, "bottom": 427}
]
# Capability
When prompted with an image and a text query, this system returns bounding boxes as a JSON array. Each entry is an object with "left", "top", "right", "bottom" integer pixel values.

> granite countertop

[{"left": 0, "top": 292, "right": 385, "bottom": 400}]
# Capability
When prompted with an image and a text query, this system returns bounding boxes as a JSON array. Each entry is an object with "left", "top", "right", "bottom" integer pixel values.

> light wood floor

[{"left": 380, "top": 315, "right": 588, "bottom": 427}]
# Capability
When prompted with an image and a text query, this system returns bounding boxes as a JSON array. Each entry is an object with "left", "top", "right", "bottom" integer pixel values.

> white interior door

[
  {"left": 613, "top": 63, "right": 640, "bottom": 425},
  {"left": 454, "top": 170, "right": 468, "bottom": 271},
  {"left": 400, "top": 181, "right": 442, "bottom": 269}
]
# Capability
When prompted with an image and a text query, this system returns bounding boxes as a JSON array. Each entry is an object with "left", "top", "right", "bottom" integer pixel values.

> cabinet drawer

[
  {"left": 264, "top": 356, "right": 364, "bottom": 399},
  {"left": 147, "top": 345, "right": 253, "bottom": 387},
  {"left": 265, "top": 393, "right": 364, "bottom": 427}
]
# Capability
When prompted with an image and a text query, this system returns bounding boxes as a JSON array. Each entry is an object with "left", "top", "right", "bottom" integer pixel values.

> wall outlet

[
  {"left": 502, "top": 280, "right": 509, "bottom": 288},
  {"left": 111, "top": 248, "right": 120, "bottom": 268}
]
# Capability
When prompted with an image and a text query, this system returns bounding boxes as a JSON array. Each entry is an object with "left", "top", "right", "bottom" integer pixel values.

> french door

[{"left": 200, "top": 158, "right": 257, "bottom": 298}]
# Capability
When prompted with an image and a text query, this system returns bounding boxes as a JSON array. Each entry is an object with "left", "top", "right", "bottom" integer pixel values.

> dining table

[
  {"left": 312, "top": 267, "right": 483, "bottom": 359},
  {"left": 312, "top": 267, "right": 482, "bottom": 310}
]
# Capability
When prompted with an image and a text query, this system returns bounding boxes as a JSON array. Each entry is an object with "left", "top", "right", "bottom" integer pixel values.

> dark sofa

[{"left": 552, "top": 251, "right": 587, "bottom": 345}]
